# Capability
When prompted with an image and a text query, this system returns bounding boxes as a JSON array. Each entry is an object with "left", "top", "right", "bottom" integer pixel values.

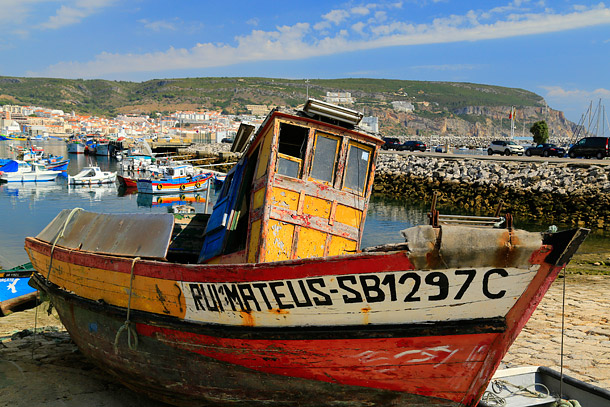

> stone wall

[{"left": 374, "top": 154, "right": 610, "bottom": 229}]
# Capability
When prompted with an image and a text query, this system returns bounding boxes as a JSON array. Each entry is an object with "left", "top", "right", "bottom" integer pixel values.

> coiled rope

[
  {"left": 114, "top": 256, "right": 140, "bottom": 354},
  {"left": 482, "top": 378, "right": 581, "bottom": 407},
  {"left": 46, "top": 207, "right": 83, "bottom": 283},
  {"left": 482, "top": 379, "right": 550, "bottom": 406}
]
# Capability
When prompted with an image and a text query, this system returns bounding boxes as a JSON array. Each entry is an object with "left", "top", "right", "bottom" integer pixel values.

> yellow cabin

[{"left": 198, "top": 99, "right": 383, "bottom": 264}]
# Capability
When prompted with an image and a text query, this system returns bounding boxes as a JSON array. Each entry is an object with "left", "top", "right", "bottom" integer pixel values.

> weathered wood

[{"left": 0, "top": 292, "right": 38, "bottom": 316}]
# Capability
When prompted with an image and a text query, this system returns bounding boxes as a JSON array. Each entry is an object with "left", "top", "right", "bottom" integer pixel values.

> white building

[
  {"left": 392, "top": 101, "right": 414, "bottom": 113},
  {"left": 360, "top": 116, "right": 379, "bottom": 133},
  {"left": 324, "top": 92, "right": 354, "bottom": 104}
]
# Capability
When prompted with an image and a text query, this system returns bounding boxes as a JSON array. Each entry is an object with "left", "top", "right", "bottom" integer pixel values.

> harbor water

[{"left": 0, "top": 139, "right": 605, "bottom": 268}]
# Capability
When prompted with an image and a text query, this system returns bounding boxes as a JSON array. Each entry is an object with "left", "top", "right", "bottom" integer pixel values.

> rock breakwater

[{"left": 374, "top": 154, "right": 610, "bottom": 229}]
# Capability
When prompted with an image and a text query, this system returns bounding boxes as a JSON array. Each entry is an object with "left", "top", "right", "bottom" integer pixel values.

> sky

[{"left": 0, "top": 0, "right": 609, "bottom": 123}]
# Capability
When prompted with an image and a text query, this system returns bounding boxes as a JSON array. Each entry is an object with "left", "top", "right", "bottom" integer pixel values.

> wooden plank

[
  {"left": 302, "top": 195, "right": 331, "bottom": 220},
  {"left": 269, "top": 206, "right": 358, "bottom": 239},
  {"left": 294, "top": 227, "right": 326, "bottom": 260},
  {"left": 273, "top": 175, "right": 366, "bottom": 211},
  {"left": 265, "top": 220, "right": 294, "bottom": 261},
  {"left": 335, "top": 204, "right": 362, "bottom": 229}
]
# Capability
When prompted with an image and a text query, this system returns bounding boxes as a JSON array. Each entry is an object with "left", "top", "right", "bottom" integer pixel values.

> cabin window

[
  {"left": 343, "top": 142, "right": 372, "bottom": 195},
  {"left": 276, "top": 123, "right": 309, "bottom": 178},
  {"left": 309, "top": 133, "right": 340, "bottom": 185}
]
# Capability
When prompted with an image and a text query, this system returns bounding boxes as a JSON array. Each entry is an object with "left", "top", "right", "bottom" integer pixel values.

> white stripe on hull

[{"left": 180, "top": 266, "right": 539, "bottom": 327}]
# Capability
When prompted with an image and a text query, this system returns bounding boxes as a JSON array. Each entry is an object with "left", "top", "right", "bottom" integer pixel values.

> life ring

[
  {"left": 157, "top": 197, "right": 163, "bottom": 204},
  {"left": 180, "top": 184, "right": 186, "bottom": 191},
  {"left": 195, "top": 182, "right": 201, "bottom": 188},
  {"left": 157, "top": 184, "right": 163, "bottom": 190}
]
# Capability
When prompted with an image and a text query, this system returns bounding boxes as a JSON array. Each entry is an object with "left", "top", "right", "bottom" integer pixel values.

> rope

[
  {"left": 114, "top": 257, "right": 140, "bottom": 354},
  {"left": 483, "top": 378, "right": 582, "bottom": 407},
  {"left": 46, "top": 207, "right": 84, "bottom": 283},
  {"left": 560, "top": 264, "right": 567, "bottom": 398},
  {"left": 482, "top": 379, "right": 552, "bottom": 406}
]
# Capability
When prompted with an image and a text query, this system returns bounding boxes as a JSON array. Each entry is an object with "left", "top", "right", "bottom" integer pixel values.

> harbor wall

[{"left": 373, "top": 154, "right": 610, "bottom": 229}]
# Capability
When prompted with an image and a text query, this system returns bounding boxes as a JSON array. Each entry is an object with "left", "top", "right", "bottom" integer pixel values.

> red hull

[
  {"left": 117, "top": 174, "right": 137, "bottom": 188},
  {"left": 25, "top": 226, "right": 588, "bottom": 406}
]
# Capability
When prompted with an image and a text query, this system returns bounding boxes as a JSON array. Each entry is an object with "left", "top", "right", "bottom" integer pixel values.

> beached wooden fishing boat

[{"left": 25, "top": 100, "right": 588, "bottom": 406}]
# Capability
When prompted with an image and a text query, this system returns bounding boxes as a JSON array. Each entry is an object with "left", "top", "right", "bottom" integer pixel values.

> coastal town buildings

[
  {"left": 0, "top": 104, "right": 264, "bottom": 144},
  {"left": 1, "top": 103, "right": 380, "bottom": 145}
]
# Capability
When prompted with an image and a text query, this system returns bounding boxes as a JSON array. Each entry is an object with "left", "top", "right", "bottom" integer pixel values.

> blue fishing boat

[
  {"left": 0, "top": 262, "right": 37, "bottom": 316},
  {"left": 45, "top": 159, "right": 70, "bottom": 172}
]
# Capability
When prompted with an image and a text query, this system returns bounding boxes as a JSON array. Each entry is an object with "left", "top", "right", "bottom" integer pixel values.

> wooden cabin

[{"left": 198, "top": 99, "right": 383, "bottom": 264}]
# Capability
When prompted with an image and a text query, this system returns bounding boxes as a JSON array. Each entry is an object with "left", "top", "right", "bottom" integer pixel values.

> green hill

[{"left": 0, "top": 76, "right": 545, "bottom": 118}]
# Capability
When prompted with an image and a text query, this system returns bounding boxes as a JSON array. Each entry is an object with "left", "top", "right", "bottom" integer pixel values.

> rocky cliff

[{"left": 371, "top": 104, "right": 574, "bottom": 144}]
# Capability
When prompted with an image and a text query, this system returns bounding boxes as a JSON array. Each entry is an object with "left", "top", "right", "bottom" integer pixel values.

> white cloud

[
  {"left": 322, "top": 9, "right": 350, "bottom": 25},
  {"left": 139, "top": 19, "right": 178, "bottom": 32},
  {"left": 0, "top": 0, "right": 47, "bottom": 24},
  {"left": 352, "top": 21, "right": 367, "bottom": 35},
  {"left": 541, "top": 86, "right": 610, "bottom": 122},
  {"left": 38, "top": 0, "right": 117, "bottom": 30},
  {"left": 351, "top": 6, "right": 371, "bottom": 16},
  {"left": 29, "top": 3, "right": 610, "bottom": 79},
  {"left": 542, "top": 86, "right": 610, "bottom": 99}
]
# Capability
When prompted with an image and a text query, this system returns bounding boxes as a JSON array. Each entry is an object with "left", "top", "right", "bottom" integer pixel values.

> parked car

[
  {"left": 381, "top": 137, "right": 401, "bottom": 150},
  {"left": 487, "top": 140, "right": 524, "bottom": 156},
  {"left": 221, "top": 138, "right": 234, "bottom": 143},
  {"left": 568, "top": 137, "right": 610, "bottom": 159},
  {"left": 400, "top": 140, "right": 427, "bottom": 152},
  {"left": 525, "top": 143, "right": 566, "bottom": 157}
]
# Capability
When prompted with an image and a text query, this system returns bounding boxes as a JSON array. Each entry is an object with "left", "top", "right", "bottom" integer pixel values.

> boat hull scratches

[
  {"left": 31, "top": 274, "right": 498, "bottom": 406},
  {"left": 44, "top": 287, "right": 462, "bottom": 407}
]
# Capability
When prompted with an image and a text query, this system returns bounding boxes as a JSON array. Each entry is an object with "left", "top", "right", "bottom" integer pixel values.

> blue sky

[{"left": 0, "top": 1, "right": 609, "bottom": 122}]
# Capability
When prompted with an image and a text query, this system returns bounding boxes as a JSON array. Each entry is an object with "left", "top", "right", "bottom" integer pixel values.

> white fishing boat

[
  {"left": 0, "top": 161, "right": 61, "bottom": 183},
  {"left": 68, "top": 166, "right": 117, "bottom": 185}
]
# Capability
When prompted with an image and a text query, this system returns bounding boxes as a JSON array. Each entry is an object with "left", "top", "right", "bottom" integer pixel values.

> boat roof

[
  {"left": 36, "top": 209, "right": 174, "bottom": 260},
  {"left": 242, "top": 105, "right": 382, "bottom": 157}
]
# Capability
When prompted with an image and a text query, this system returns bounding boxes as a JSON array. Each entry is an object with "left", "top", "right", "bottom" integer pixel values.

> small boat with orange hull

[
  {"left": 136, "top": 166, "right": 213, "bottom": 194},
  {"left": 25, "top": 100, "right": 588, "bottom": 407}
]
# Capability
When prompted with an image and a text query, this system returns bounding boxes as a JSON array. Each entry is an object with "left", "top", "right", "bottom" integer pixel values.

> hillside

[{"left": 0, "top": 76, "right": 573, "bottom": 140}]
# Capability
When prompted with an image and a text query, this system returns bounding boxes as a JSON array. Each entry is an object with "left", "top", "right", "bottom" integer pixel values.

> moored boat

[
  {"left": 25, "top": 100, "right": 589, "bottom": 407},
  {"left": 68, "top": 166, "right": 117, "bottom": 185},
  {"left": 45, "top": 159, "right": 70, "bottom": 172},
  {"left": 117, "top": 173, "right": 138, "bottom": 188},
  {"left": 95, "top": 142, "right": 113, "bottom": 156},
  {"left": 0, "top": 161, "right": 62, "bottom": 183},
  {"left": 136, "top": 165, "right": 213, "bottom": 194},
  {"left": 67, "top": 141, "right": 85, "bottom": 154}
]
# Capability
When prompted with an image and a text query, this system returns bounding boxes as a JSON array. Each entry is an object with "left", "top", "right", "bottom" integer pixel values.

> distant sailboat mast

[{"left": 509, "top": 106, "right": 516, "bottom": 140}]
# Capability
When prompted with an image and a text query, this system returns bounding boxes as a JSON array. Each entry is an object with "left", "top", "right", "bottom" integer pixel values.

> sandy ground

[{"left": 1, "top": 275, "right": 608, "bottom": 407}]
